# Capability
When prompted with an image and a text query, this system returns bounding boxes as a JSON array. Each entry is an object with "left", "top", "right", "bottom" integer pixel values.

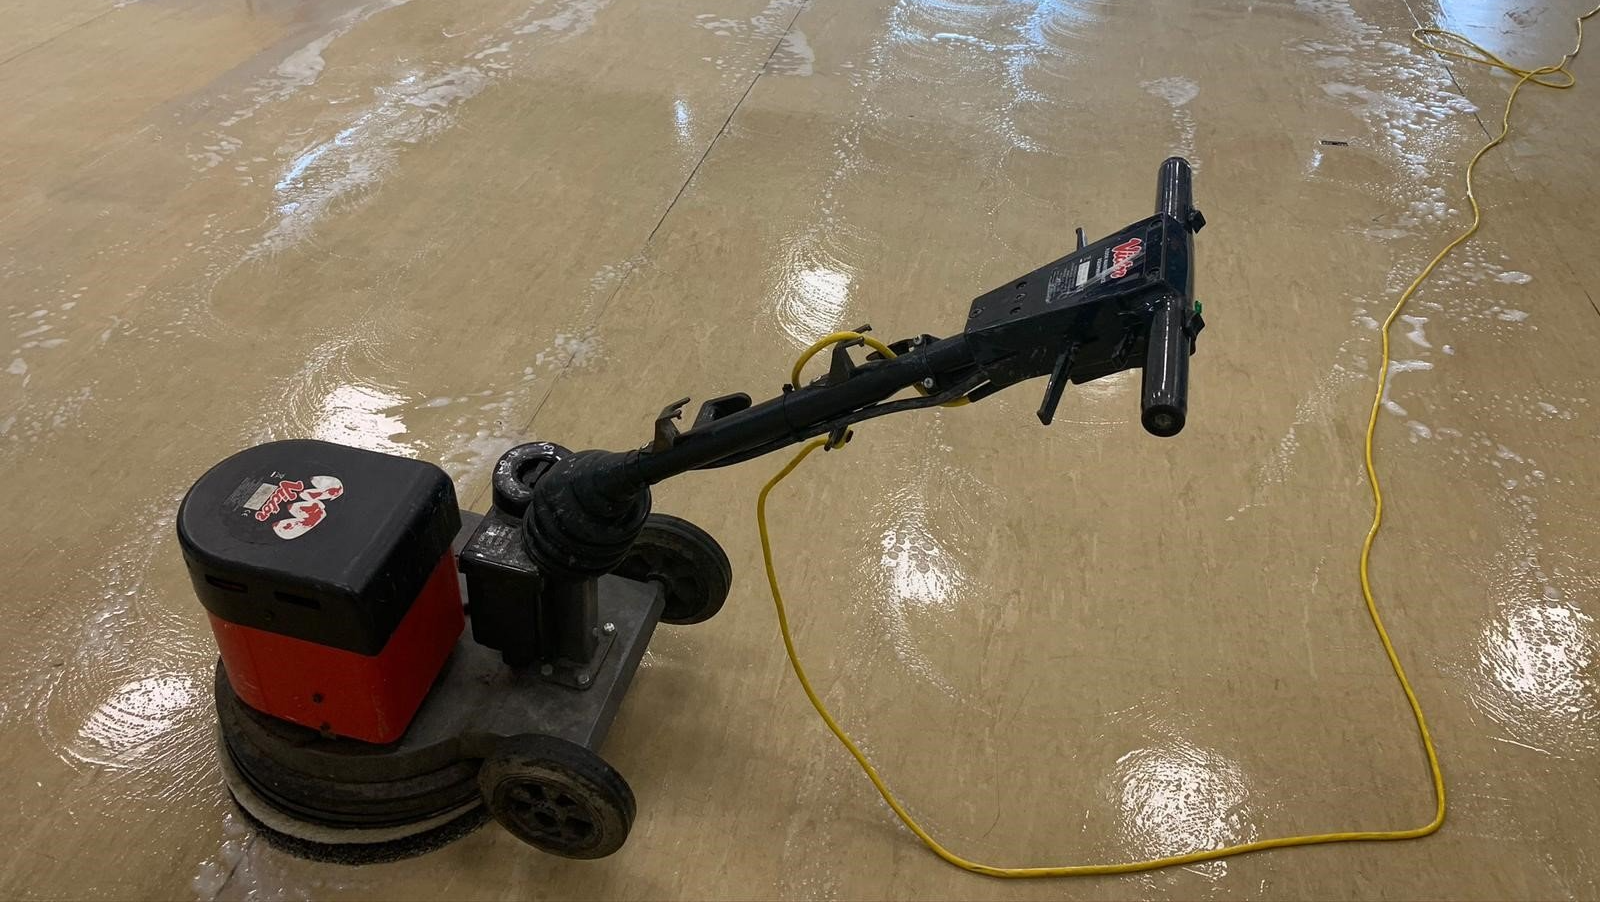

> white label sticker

[{"left": 242, "top": 482, "right": 277, "bottom": 511}]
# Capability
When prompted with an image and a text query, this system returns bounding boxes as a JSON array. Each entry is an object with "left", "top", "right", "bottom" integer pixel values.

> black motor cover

[{"left": 177, "top": 439, "right": 460, "bottom": 655}]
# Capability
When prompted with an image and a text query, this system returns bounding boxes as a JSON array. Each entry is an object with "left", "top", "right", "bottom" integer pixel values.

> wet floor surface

[{"left": 2, "top": 0, "right": 1598, "bottom": 898}]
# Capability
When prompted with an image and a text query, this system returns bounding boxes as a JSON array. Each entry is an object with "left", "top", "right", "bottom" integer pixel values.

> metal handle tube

[
  {"left": 1141, "top": 157, "right": 1195, "bottom": 437},
  {"left": 625, "top": 334, "right": 976, "bottom": 484},
  {"left": 1155, "top": 156, "right": 1193, "bottom": 220},
  {"left": 1140, "top": 297, "right": 1189, "bottom": 437}
]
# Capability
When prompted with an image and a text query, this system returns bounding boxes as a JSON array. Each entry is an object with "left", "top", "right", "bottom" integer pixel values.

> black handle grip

[
  {"left": 1155, "top": 156, "right": 1193, "bottom": 220},
  {"left": 1141, "top": 297, "right": 1188, "bottom": 437},
  {"left": 1142, "top": 157, "right": 1195, "bottom": 437}
]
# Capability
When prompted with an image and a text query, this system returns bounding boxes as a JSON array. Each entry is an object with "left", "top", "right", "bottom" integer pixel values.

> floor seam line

[
  {"left": 0, "top": 7, "right": 121, "bottom": 70},
  {"left": 496, "top": 1, "right": 815, "bottom": 468},
  {"left": 643, "top": 1, "right": 811, "bottom": 245}
]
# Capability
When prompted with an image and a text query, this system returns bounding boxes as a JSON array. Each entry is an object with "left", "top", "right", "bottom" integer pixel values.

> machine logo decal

[
  {"left": 252, "top": 480, "right": 304, "bottom": 520},
  {"left": 1109, "top": 237, "right": 1143, "bottom": 278},
  {"left": 243, "top": 476, "right": 345, "bottom": 540}
]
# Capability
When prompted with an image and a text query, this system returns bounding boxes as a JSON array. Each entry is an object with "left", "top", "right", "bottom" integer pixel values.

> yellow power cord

[
  {"left": 792, "top": 331, "right": 971, "bottom": 407},
  {"left": 758, "top": 8, "right": 1599, "bottom": 878}
]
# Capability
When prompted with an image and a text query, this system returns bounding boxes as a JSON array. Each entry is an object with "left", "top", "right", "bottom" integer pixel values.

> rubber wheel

[
  {"left": 477, "top": 735, "right": 635, "bottom": 859},
  {"left": 614, "top": 513, "right": 731, "bottom": 625}
]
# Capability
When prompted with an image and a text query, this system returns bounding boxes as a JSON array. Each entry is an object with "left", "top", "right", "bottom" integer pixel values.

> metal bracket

[
  {"left": 826, "top": 336, "right": 865, "bottom": 386},
  {"left": 539, "top": 625, "right": 617, "bottom": 691},
  {"left": 651, "top": 397, "right": 691, "bottom": 453},
  {"left": 692, "top": 393, "right": 752, "bottom": 429}
]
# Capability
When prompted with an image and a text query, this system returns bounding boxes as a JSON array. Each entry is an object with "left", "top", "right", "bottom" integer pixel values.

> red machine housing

[
  {"left": 178, "top": 440, "right": 464, "bottom": 744},
  {"left": 204, "top": 554, "right": 462, "bottom": 743}
]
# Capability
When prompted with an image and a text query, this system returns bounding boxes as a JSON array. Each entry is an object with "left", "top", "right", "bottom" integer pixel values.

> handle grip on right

[{"left": 1141, "top": 157, "right": 1199, "bottom": 438}]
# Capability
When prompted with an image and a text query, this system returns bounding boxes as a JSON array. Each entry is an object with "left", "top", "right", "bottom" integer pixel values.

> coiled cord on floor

[{"left": 755, "top": 7, "right": 1598, "bottom": 878}]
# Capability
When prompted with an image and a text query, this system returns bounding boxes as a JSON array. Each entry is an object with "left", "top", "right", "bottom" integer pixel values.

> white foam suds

[
  {"left": 932, "top": 31, "right": 1010, "bottom": 52},
  {"left": 515, "top": 0, "right": 608, "bottom": 35},
  {"left": 1142, "top": 75, "right": 1199, "bottom": 106},
  {"left": 1381, "top": 358, "right": 1433, "bottom": 416},
  {"left": 251, "top": 65, "right": 491, "bottom": 257},
  {"left": 1400, "top": 314, "right": 1431, "bottom": 348},
  {"left": 214, "top": 0, "right": 611, "bottom": 254},
  {"left": 771, "top": 29, "right": 815, "bottom": 76},
  {"left": 218, "top": 0, "right": 416, "bottom": 132},
  {"left": 531, "top": 332, "right": 600, "bottom": 367},
  {"left": 1142, "top": 76, "right": 1199, "bottom": 161},
  {"left": 1496, "top": 270, "right": 1532, "bottom": 285},
  {"left": 1364, "top": 227, "right": 1412, "bottom": 241},
  {"left": 1389, "top": 359, "right": 1434, "bottom": 376}
]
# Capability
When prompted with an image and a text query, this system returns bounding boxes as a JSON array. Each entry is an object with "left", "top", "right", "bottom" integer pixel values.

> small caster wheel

[
  {"left": 615, "top": 513, "right": 731, "bottom": 625},
  {"left": 478, "top": 735, "right": 635, "bottom": 859}
]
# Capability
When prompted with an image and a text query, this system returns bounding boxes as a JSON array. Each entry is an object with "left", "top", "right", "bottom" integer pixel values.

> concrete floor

[{"left": 2, "top": 0, "right": 1598, "bottom": 898}]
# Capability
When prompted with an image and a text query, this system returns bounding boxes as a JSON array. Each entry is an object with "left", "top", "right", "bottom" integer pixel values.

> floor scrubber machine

[{"left": 177, "top": 157, "right": 1206, "bottom": 862}]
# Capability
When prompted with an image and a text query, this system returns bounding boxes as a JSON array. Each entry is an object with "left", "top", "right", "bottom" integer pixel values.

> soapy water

[
  {"left": 0, "top": 487, "right": 226, "bottom": 882},
  {"left": 255, "top": 315, "right": 608, "bottom": 498},
  {"left": 1061, "top": 701, "right": 1267, "bottom": 886},
  {"left": 253, "top": 65, "right": 493, "bottom": 258},
  {"left": 180, "top": 0, "right": 619, "bottom": 258},
  {"left": 1476, "top": 598, "right": 1599, "bottom": 755},
  {"left": 867, "top": 480, "right": 977, "bottom": 700},
  {"left": 761, "top": 0, "right": 1114, "bottom": 346},
  {"left": 2, "top": 284, "right": 98, "bottom": 434},
  {"left": 154, "top": 0, "right": 634, "bottom": 500},
  {"left": 1400, "top": 401, "right": 1600, "bottom": 761},
  {"left": 1110, "top": 738, "right": 1258, "bottom": 882},
  {"left": 192, "top": 813, "right": 375, "bottom": 901},
  {"left": 1140, "top": 76, "right": 1200, "bottom": 165},
  {"left": 1456, "top": 496, "right": 1600, "bottom": 759},
  {"left": 187, "top": 0, "right": 419, "bottom": 172},
  {"left": 768, "top": 229, "right": 861, "bottom": 346},
  {"left": 1400, "top": 313, "right": 1431, "bottom": 348},
  {"left": 1248, "top": 0, "right": 1559, "bottom": 512},
  {"left": 694, "top": 0, "right": 810, "bottom": 86},
  {"left": 771, "top": 29, "right": 817, "bottom": 76},
  {"left": 1235, "top": 359, "right": 1365, "bottom": 516},
  {"left": 1380, "top": 358, "right": 1434, "bottom": 417},
  {"left": 8, "top": 0, "right": 604, "bottom": 458}
]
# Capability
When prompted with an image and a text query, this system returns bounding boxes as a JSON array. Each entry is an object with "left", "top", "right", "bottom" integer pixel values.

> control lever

[{"left": 1036, "top": 342, "right": 1077, "bottom": 426}]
